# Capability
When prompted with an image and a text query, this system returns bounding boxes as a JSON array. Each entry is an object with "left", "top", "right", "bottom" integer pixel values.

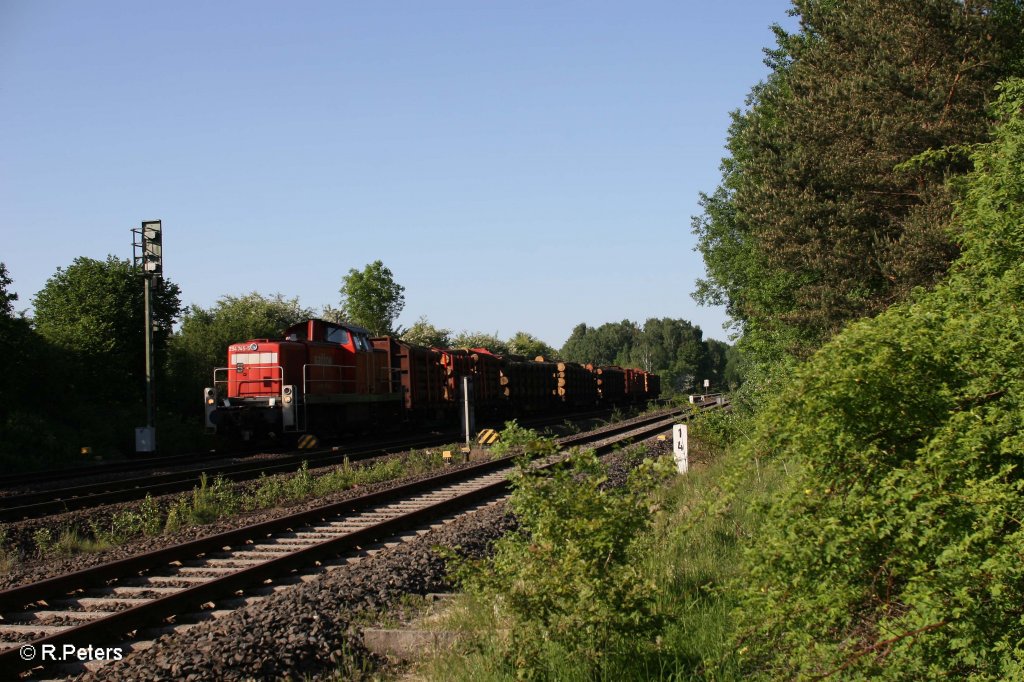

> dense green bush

[
  {"left": 489, "top": 420, "right": 546, "bottom": 457},
  {"left": 732, "top": 80, "right": 1024, "bottom": 679},
  {"left": 457, "top": 448, "right": 673, "bottom": 679}
]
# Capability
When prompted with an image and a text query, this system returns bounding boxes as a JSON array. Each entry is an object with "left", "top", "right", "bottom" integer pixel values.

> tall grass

[
  {"left": 8, "top": 449, "right": 451, "bottom": 565},
  {"left": 418, "top": 440, "right": 783, "bottom": 681}
]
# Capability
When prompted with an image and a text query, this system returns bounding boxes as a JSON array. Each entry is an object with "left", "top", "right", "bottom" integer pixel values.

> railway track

[
  {"left": 0, "top": 404, "right": 718, "bottom": 679},
  {"left": 0, "top": 406, "right": 628, "bottom": 493},
  {"left": 0, "top": 434, "right": 448, "bottom": 522},
  {"left": 0, "top": 406, "right": 659, "bottom": 522}
]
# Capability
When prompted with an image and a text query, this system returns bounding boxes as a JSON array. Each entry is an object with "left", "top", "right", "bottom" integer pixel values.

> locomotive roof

[{"left": 292, "top": 318, "right": 373, "bottom": 336}]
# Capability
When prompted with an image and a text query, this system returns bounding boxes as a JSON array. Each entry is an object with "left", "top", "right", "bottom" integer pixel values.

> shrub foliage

[
  {"left": 733, "top": 79, "right": 1024, "bottom": 679},
  {"left": 458, "top": 448, "right": 673, "bottom": 678}
]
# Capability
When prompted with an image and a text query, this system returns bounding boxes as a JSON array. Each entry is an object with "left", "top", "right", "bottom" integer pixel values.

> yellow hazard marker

[
  {"left": 477, "top": 429, "right": 499, "bottom": 445},
  {"left": 298, "top": 434, "right": 319, "bottom": 450},
  {"left": 442, "top": 450, "right": 453, "bottom": 464}
]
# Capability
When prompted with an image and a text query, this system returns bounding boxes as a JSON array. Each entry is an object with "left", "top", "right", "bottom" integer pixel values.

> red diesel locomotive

[{"left": 204, "top": 318, "right": 661, "bottom": 440}]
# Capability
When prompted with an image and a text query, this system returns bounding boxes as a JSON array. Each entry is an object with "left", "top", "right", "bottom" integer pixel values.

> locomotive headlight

[{"left": 283, "top": 395, "right": 292, "bottom": 404}]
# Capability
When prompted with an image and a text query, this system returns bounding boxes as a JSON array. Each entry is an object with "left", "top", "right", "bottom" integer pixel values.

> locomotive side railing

[
  {"left": 302, "top": 364, "right": 395, "bottom": 396},
  {"left": 210, "top": 363, "right": 395, "bottom": 401},
  {"left": 302, "top": 363, "right": 355, "bottom": 395}
]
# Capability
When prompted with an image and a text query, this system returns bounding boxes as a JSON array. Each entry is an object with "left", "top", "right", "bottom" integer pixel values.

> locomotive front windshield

[{"left": 325, "top": 326, "right": 350, "bottom": 344}]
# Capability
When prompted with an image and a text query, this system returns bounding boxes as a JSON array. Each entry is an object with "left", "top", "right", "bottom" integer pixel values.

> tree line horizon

[{"left": 0, "top": 257, "right": 729, "bottom": 468}]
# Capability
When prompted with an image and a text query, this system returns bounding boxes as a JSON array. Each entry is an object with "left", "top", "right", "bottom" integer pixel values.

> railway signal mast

[{"left": 132, "top": 220, "right": 162, "bottom": 453}]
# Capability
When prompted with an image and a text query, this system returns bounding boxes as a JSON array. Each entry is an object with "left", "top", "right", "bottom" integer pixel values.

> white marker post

[{"left": 672, "top": 424, "right": 688, "bottom": 474}]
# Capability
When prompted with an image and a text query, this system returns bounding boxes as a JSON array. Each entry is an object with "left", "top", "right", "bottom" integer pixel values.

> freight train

[{"left": 203, "top": 318, "right": 660, "bottom": 440}]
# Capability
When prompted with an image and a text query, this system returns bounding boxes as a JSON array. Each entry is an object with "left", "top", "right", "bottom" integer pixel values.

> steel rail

[
  {"left": 0, "top": 460, "right": 511, "bottom": 674},
  {"left": 0, "top": 435, "right": 449, "bottom": 522},
  {"left": 0, "top": 431, "right": 452, "bottom": 493},
  {"left": 0, "top": 406, "right": 665, "bottom": 522},
  {"left": 0, "top": 406, "right": 621, "bottom": 491},
  {"left": 0, "top": 407, "right": 708, "bottom": 676}
]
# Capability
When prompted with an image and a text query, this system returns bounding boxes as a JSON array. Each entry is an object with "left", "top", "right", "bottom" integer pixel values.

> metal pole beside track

[
  {"left": 133, "top": 219, "right": 162, "bottom": 454},
  {"left": 461, "top": 375, "right": 475, "bottom": 452},
  {"left": 144, "top": 274, "right": 154, "bottom": 431}
]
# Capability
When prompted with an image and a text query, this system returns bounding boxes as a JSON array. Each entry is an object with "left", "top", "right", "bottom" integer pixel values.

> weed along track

[
  {"left": 0, "top": 405, "right": 715, "bottom": 679},
  {"left": 0, "top": 407, "right": 621, "bottom": 523},
  {"left": 0, "top": 433, "right": 454, "bottom": 523}
]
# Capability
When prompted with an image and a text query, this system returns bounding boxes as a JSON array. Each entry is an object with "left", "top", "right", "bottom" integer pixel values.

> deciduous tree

[
  {"left": 400, "top": 315, "right": 452, "bottom": 347},
  {"left": 165, "top": 292, "right": 312, "bottom": 409},
  {"left": 450, "top": 331, "right": 510, "bottom": 356},
  {"left": 734, "top": 80, "right": 1024, "bottom": 676},
  {"left": 560, "top": 321, "right": 639, "bottom": 367},
  {"left": 694, "top": 0, "right": 1024, "bottom": 361},
  {"left": 0, "top": 263, "right": 17, "bottom": 318},
  {"left": 0, "top": 263, "right": 44, "bottom": 425},
  {"left": 33, "top": 255, "right": 181, "bottom": 398},
  {"left": 338, "top": 261, "right": 405, "bottom": 336},
  {"left": 561, "top": 318, "right": 729, "bottom": 393},
  {"left": 507, "top": 331, "right": 557, "bottom": 360}
]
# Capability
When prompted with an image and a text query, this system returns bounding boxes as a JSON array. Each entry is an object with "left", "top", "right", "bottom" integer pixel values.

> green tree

[
  {"left": 400, "top": 315, "right": 452, "bottom": 347},
  {"left": 507, "top": 331, "right": 557, "bottom": 360},
  {"left": 560, "top": 320, "right": 639, "bottom": 366},
  {"left": 559, "top": 323, "right": 594, "bottom": 362},
  {"left": 6, "top": 256, "right": 184, "bottom": 463},
  {"left": 0, "top": 262, "right": 17, "bottom": 317},
  {"left": 561, "top": 318, "right": 726, "bottom": 393},
  {"left": 698, "top": 338, "right": 730, "bottom": 392},
  {"left": 33, "top": 255, "right": 182, "bottom": 399},
  {"left": 338, "top": 260, "right": 405, "bottom": 336},
  {"left": 733, "top": 79, "right": 1024, "bottom": 678},
  {"left": 0, "top": 263, "right": 47, "bottom": 431},
  {"left": 723, "top": 343, "right": 743, "bottom": 389},
  {"left": 694, "top": 0, "right": 1024, "bottom": 362},
  {"left": 628, "top": 318, "right": 705, "bottom": 391},
  {"left": 450, "top": 331, "right": 510, "bottom": 355},
  {"left": 165, "top": 292, "right": 312, "bottom": 410}
]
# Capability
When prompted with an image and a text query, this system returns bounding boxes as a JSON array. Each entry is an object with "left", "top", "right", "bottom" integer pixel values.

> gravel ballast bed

[
  {"left": 74, "top": 445, "right": 663, "bottom": 681},
  {"left": 79, "top": 500, "right": 517, "bottom": 681},
  {"left": 0, "top": 453, "right": 474, "bottom": 591},
  {"left": 1, "top": 406, "right": 680, "bottom": 587}
]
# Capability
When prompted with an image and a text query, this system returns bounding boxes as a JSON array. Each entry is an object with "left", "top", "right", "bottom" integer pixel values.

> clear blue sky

[{"left": 1, "top": 1, "right": 796, "bottom": 347}]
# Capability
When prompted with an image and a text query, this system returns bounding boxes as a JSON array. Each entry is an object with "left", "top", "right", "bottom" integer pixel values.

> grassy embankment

[
  {"left": 415, "top": 406, "right": 774, "bottom": 682},
  {"left": 417, "top": 80, "right": 1024, "bottom": 679}
]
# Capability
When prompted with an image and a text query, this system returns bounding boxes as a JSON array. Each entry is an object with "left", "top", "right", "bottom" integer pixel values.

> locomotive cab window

[
  {"left": 325, "top": 325, "right": 351, "bottom": 345},
  {"left": 354, "top": 334, "right": 371, "bottom": 351},
  {"left": 284, "top": 324, "right": 308, "bottom": 341}
]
